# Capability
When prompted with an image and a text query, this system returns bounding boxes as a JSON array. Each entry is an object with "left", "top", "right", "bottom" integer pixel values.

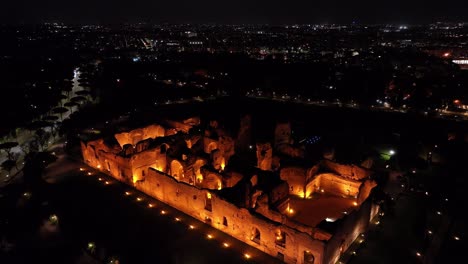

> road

[{"left": 0, "top": 67, "right": 91, "bottom": 187}]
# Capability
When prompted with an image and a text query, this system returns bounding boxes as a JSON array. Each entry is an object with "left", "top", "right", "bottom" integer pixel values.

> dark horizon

[{"left": 2, "top": 0, "right": 468, "bottom": 25}]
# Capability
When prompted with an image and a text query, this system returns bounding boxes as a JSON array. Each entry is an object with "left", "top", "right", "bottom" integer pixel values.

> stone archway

[
  {"left": 170, "top": 160, "right": 184, "bottom": 180},
  {"left": 251, "top": 227, "right": 261, "bottom": 244},
  {"left": 304, "top": 250, "right": 315, "bottom": 264}
]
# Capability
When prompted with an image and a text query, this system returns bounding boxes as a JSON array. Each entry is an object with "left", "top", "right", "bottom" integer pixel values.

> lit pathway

[
  {"left": 0, "top": 67, "right": 93, "bottom": 187},
  {"left": 37, "top": 158, "right": 283, "bottom": 264}
]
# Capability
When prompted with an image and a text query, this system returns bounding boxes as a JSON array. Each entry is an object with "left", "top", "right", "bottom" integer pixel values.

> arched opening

[
  {"left": 251, "top": 227, "right": 261, "bottom": 244},
  {"left": 304, "top": 250, "right": 315, "bottom": 264},
  {"left": 207, "top": 142, "right": 218, "bottom": 154},
  {"left": 275, "top": 229, "right": 286, "bottom": 248},
  {"left": 170, "top": 160, "right": 184, "bottom": 180},
  {"left": 222, "top": 216, "right": 228, "bottom": 227},
  {"left": 205, "top": 192, "right": 212, "bottom": 212},
  {"left": 160, "top": 144, "right": 168, "bottom": 154},
  {"left": 194, "top": 159, "right": 206, "bottom": 183}
]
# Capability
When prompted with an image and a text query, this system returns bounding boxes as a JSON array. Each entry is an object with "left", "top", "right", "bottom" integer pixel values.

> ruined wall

[
  {"left": 81, "top": 140, "right": 133, "bottom": 184},
  {"left": 256, "top": 142, "right": 273, "bottom": 171},
  {"left": 322, "top": 160, "right": 372, "bottom": 180},
  {"left": 203, "top": 137, "right": 218, "bottom": 154},
  {"left": 131, "top": 146, "right": 167, "bottom": 183},
  {"left": 357, "top": 180, "right": 377, "bottom": 204},
  {"left": 323, "top": 198, "right": 379, "bottom": 264},
  {"left": 211, "top": 149, "right": 225, "bottom": 171},
  {"left": 276, "top": 144, "right": 306, "bottom": 158},
  {"left": 133, "top": 168, "right": 326, "bottom": 264},
  {"left": 280, "top": 167, "right": 307, "bottom": 197},
  {"left": 269, "top": 181, "right": 290, "bottom": 207},
  {"left": 218, "top": 136, "right": 235, "bottom": 164},
  {"left": 274, "top": 122, "right": 292, "bottom": 147},
  {"left": 165, "top": 120, "right": 194, "bottom": 133},
  {"left": 114, "top": 124, "right": 166, "bottom": 147},
  {"left": 305, "top": 173, "right": 362, "bottom": 198}
]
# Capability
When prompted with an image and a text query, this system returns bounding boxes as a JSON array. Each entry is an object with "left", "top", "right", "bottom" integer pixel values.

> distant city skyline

[{"left": 2, "top": 0, "right": 468, "bottom": 25}]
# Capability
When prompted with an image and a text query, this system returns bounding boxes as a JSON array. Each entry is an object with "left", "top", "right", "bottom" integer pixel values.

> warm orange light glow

[
  {"left": 161, "top": 210, "right": 166, "bottom": 215},
  {"left": 132, "top": 175, "right": 138, "bottom": 184},
  {"left": 175, "top": 217, "right": 181, "bottom": 222},
  {"left": 207, "top": 234, "right": 213, "bottom": 239},
  {"left": 353, "top": 201, "right": 358, "bottom": 206},
  {"left": 320, "top": 189, "right": 325, "bottom": 193},
  {"left": 443, "top": 52, "right": 450, "bottom": 57},
  {"left": 244, "top": 253, "right": 251, "bottom": 259},
  {"left": 125, "top": 191, "right": 131, "bottom": 196},
  {"left": 454, "top": 99, "right": 461, "bottom": 104},
  {"left": 207, "top": 192, "right": 212, "bottom": 199},
  {"left": 223, "top": 242, "right": 230, "bottom": 248},
  {"left": 98, "top": 177, "right": 102, "bottom": 181},
  {"left": 104, "top": 181, "right": 110, "bottom": 185},
  {"left": 220, "top": 161, "right": 225, "bottom": 171},
  {"left": 97, "top": 164, "right": 101, "bottom": 169},
  {"left": 79, "top": 168, "right": 84, "bottom": 171},
  {"left": 196, "top": 174, "right": 203, "bottom": 183},
  {"left": 148, "top": 203, "right": 154, "bottom": 208},
  {"left": 189, "top": 225, "right": 195, "bottom": 229},
  {"left": 217, "top": 181, "right": 222, "bottom": 190},
  {"left": 136, "top": 197, "right": 142, "bottom": 202},
  {"left": 87, "top": 172, "right": 92, "bottom": 176}
]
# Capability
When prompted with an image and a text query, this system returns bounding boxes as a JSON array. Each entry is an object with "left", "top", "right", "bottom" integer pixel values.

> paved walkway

[{"left": 1, "top": 67, "right": 94, "bottom": 187}]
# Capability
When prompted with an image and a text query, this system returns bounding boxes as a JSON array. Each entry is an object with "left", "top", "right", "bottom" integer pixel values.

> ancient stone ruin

[{"left": 81, "top": 116, "right": 379, "bottom": 264}]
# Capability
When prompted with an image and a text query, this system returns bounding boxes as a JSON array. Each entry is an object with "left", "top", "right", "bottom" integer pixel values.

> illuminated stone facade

[{"left": 81, "top": 116, "right": 379, "bottom": 264}]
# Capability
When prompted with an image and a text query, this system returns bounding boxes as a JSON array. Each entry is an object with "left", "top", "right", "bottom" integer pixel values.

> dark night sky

[{"left": 2, "top": 0, "right": 467, "bottom": 24}]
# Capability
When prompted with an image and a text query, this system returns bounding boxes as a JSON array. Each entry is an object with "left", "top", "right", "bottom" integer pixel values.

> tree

[
  {"left": 62, "top": 82, "right": 73, "bottom": 99},
  {"left": 70, "top": 95, "right": 87, "bottom": 104},
  {"left": 1, "top": 159, "right": 16, "bottom": 175},
  {"left": 43, "top": 115, "right": 59, "bottom": 122},
  {"left": 64, "top": 101, "right": 79, "bottom": 113},
  {"left": 52, "top": 107, "right": 69, "bottom": 121},
  {"left": 34, "top": 129, "right": 50, "bottom": 151},
  {"left": 23, "top": 151, "right": 57, "bottom": 190},
  {"left": 0, "top": 142, "right": 19, "bottom": 160}
]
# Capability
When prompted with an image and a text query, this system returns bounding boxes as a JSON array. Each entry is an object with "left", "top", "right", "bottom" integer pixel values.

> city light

[
  {"left": 207, "top": 234, "right": 213, "bottom": 239},
  {"left": 244, "top": 253, "right": 251, "bottom": 259},
  {"left": 223, "top": 242, "right": 230, "bottom": 248}
]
